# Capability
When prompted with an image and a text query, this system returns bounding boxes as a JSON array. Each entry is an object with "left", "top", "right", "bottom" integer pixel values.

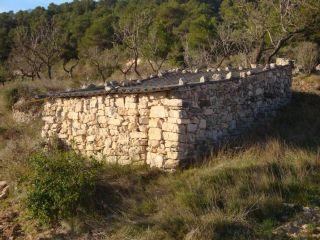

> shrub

[
  {"left": 3, "top": 84, "right": 41, "bottom": 109},
  {"left": 0, "top": 64, "right": 8, "bottom": 85},
  {"left": 295, "top": 42, "right": 319, "bottom": 74},
  {"left": 26, "top": 150, "right": 101, "bottom": 225},
  {"left": 4, "top": 88, "right": 19, "bottom": 109}
]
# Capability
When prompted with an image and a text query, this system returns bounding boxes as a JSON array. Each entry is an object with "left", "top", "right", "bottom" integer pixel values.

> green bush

[
  {"left": 295, "top": 42, "right": 319, "bottom": 74},
  {"left": 4, "top": 88, "right": 19, "bottom": 109},
  {"left": 0, "top": 64, "right": 8, "bottom": 85},
  {"left": 26, "top": 150, "right": 101, "bottom": 225},
  {"left": 4, "top": 84, "right": 40, "bottom": 109}
]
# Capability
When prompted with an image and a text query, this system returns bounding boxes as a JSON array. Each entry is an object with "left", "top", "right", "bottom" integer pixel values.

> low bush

[
  {"left": 4, "top": 87, "right": 19, "bottom": 109},
  {"left": 295, "top": 42, "right": 319, "bottom": 74},
  {"left": 25, "top": 150, "right": 101, "bottom": 226},
  {"left": 0, "top": 64, "right": 8, "bottom": 85}
]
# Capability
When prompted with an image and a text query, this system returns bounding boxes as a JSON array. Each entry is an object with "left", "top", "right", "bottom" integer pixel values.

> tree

[
  {"left": 220, "top": 0, "right": 320, "bottom": 64},
  {"left": 31, "top": 19, "right": 63, "bottom": 79},
  {"left": 142, "top": 22, "right": 173, "bottom": 73},
  {"left": 80, "top": 14, "right": 115, "bottom": 50},
  {"left": 60, "top": 32, "right": 79, "bottom": 79},
  {"left": 0, "top": 63, "right": 9, "bottom": 85},
  {"left": 8, "top": 26, "right": 43, "bottom": 80},
  {"left": 264, "top": 0, "right": 320, "bottom": 62},
  {"left": 0, "top": 12, "right": 15, "bottom": 62},
  {"left": 81, "top": 46, "right": 116, "bottom": 81},
  {"left": 295, "top": 42, "right": 319, "bottom": 74},
  {"left": 183, "top": 15, "right": 216, "bottom": 68},
  {"left": 115, "top": 0, "right": 155, "bottom": 77}
]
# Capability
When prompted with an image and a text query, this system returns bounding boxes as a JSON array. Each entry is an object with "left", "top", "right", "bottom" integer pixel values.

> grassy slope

[
  {"left": 95, "top": 75, "right": 320, "bottom": 240},
  {"left": 0, "top": 74, "right": 319, "bottom": 239}
]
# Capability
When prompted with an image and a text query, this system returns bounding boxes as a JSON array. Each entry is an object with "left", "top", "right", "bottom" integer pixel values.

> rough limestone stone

[
  {"left": 150, "top": 106, "right": 167, "bottom": 118},
  {"left": 149, "top": 118, "right": 163, "bottom": 128},
  {"left": 130, "top": 132, "right": 147, "bottom": 139},
  {"left": 147, "top": 152, "right": 164, "bottom": 168},
  {"left": 148, "top": 128, "right": 162, "bottom": 140},
  {"left": 108, "top": 118, "right": 123, "bottom": 126}
]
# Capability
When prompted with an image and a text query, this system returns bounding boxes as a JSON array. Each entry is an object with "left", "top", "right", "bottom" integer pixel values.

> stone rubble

[
  {"left": 12, "top": 98, "right": 42, "bottom": 124},
  {"left": 0, "top": 181, "right": 9, "bottom": 200},
  {"left": 273, "top": 206, "right": 320, "bottom": 239}
]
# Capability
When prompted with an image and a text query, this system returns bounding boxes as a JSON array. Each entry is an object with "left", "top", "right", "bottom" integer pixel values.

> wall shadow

[{"left": 193, "top": 90, "right": 320, "bottom": 167}]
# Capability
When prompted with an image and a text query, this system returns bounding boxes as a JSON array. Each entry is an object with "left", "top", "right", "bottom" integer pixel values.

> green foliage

[
  {"left": 80, "top": 14, "right": 114, "bottom": 49},
  {"left": 4, "top": 87, "right": 19, "bottom": 109},
  {"left": 0, "top": 0, "right": 319, "bottom": 79},
  {"left": 295, "top": 42, "right": 319, "bottom": 74},
  {"left": 26, "top": 150, "right": 100, "bottom": 225},
  {"left": 0, "top": 64, "right": 8, "bottom": 84}
]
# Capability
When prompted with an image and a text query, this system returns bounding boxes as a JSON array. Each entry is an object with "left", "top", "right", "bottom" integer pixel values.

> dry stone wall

[
  {"left": 42, "top": 92, "right": 184, "bottom": 168},
  {"left": 41, "top": 65, "right": 292, "bottom": 169}
]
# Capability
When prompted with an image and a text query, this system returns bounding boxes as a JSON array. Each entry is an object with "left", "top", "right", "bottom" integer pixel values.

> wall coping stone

[{"left": 35, "top": 65, "right": 292, "bottom": 99}]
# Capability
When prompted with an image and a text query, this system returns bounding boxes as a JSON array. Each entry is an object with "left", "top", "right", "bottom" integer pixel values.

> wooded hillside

[{"left": 0, "top": 0, "right": 319, "bottom": 82}]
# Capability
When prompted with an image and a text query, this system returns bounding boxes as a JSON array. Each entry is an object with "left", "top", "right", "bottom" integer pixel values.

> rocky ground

[
  {"left": 274, "top": 205, "right": 320, "bottom": 239},
  {"left": 0, "top": 209, "right": 23, "bottom": 240}
]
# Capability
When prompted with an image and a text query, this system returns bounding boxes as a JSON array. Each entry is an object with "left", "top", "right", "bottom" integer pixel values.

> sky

[{"left": 0, "top": 0, "right": 73, "bottom": 13}]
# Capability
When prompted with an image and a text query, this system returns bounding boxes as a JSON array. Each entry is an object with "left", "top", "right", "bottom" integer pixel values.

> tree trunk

[
  {"left": 47, "top": 65, "right": 52, "bottom": 79},
  {"left": 98, "top": 65, "right": 106, "bottom": 81},
  {"left": 63, "top": 60, "right": 79, "bottom": 79},
  {"left": 215, "top": 56, "right": 227, "bottom": 68},
  {"left": 267, "top": 34, "right": 293, "bottom": 63},
  {"left": 267, "top": 30, "right": 303, "bottom": 63},
  {"left": 133, "top": 51, "right": 141, "bottom": 77},
  {"left": 147, "top": 59, "right": 157, "bottom": 73},
  {"left": 253, "top": 32, "right": 266, "bottom": 64}
]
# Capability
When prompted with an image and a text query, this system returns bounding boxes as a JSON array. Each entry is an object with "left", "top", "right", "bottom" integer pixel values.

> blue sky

[{"left": 0, "top": 0, "right": 73, "bottom": 13}]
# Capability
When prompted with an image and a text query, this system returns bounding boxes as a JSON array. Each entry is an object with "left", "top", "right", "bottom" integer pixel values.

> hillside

[
  {"left": 0, "top": 0, "right": 319, "bottom": 239},
  {"left": 0, "top": 0, "right": 319, "bottom": 83},
  {"left": 0, "top": 73, "right": 319, "bottom": 239}
]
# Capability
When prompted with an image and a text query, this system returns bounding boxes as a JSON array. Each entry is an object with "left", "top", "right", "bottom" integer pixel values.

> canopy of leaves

[{"left": 0, "top": 0, "right": 318, "bottom": 79}]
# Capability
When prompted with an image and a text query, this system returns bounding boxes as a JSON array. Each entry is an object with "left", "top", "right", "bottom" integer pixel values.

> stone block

[
  {"left": 187, "top": 124, "right": 198, "bottom": 133},
  {"left": 162, "top": 99, "right": 183, "bottom": 107},
  {"left": 139, "top": 117, "right": 149, "bottom": 125},
  {"left": 97, "top": 116, "right": 107, "bottom": 124},
  {"left": 87, "top": 135, "right": 95, "bottom": 142},
  {"left": 108, "top": 118, "right": 123, "bottom": 126},
  {"left": 130, "top": 132, "right": 148, "bottom": 139},
  {"left": 68, "top": 112, "right": 79, "bottom": 120},
  {"left": 199, "top": 119, "right": 206, "bottom": 129},
  {"left": 125, "top": 95, "right": 138, "bottom": 103},
  {"left": 42, "top": 116, "right": 54, "bottom": 123},
  {"left": 139, "top": 125, "right": 148, "bottom": 133},
  {"left": 146, "top": 152, "right": 164, "bottom": 168},
  {"left": 90, "top": 98, "right": 97, "bottom": 108},
  {"left": 164, "top": 159, "right": 179, "bottom": 169},
  {"left": 115, "top": 98, "right": 125, "bottom": 107},
  {"left": 127, "top": 108, "right": 139, "bottom": 115},
  {"left": 125, "top": 102, "right": 137, "bottom": 109},
  {"left": 162, "top": 122, "right": 184, "bottom": 133},
  {"left": 167, "top": 152, "right": 180, "bottom": 160},
  {"left": 255, "top": 88, "right": 264, "bottom": 95},
  {"left": 163, "top": 132, "right": 186, "bottom": 142},
  {"left": 148, "top": 128, "right": 162, "bottom": 140},
  {"left": 75, "top": 101, "right": 83, "bottom": 112},
  {"left": 150, "top": 106, "right": 168, "bottom": 118},
  {"left": 149, "top": 140, "right": 160, "bottom": 147}
]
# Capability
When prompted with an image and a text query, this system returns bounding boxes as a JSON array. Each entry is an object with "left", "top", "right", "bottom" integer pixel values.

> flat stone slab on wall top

[{"left": 35, "top": 65, "right": 292, "bottom": 99}]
